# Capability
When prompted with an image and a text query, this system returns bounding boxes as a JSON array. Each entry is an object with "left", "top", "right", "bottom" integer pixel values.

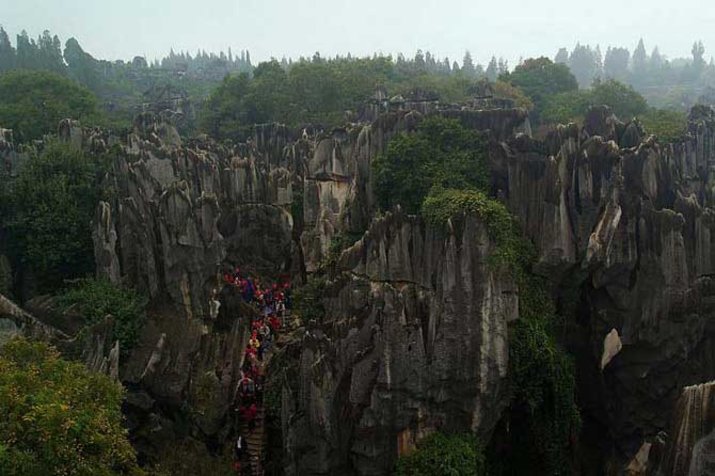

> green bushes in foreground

[{"left": 0, "top": 337, "right": 141, "bottom": 476}]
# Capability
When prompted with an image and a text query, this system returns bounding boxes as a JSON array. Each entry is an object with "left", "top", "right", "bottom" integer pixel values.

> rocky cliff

[
  {"left": 4, "top": 101, "right": 715, "bottom": 474},
  {"left": 282, "top": 209, "right": 517, "bottom": 474}
]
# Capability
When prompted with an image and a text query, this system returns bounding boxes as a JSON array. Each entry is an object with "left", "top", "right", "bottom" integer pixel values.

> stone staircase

[
  {"left": 238, "top": 405, "right": 266, "bottom": 475},
  {"left": 235, "top": 310, "right": 299, "bottom": 475}
]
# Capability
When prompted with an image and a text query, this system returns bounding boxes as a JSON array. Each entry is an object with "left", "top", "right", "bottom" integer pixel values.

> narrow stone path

[{"left": 235, "top": 310, "right": 294, "bottom": 476}]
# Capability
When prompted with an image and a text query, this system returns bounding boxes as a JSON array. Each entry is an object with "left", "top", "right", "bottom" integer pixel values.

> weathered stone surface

[
  {"left": 493, "top": 105, "right": 715, "bottom": 469},
  {"left": 284, "top": 210, "right": 518, "bottom": 475},
  {"left": 656, "top": 381, "right": 715, "bottom": 476}
]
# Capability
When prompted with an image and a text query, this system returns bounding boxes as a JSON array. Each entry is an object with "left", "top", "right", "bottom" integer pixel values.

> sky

[{"left": 2, "top": 0, "right": 714, "bottom": 67}]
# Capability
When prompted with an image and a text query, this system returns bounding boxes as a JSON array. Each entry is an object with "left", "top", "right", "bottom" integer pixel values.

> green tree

[
  {"left": 2, "top": 142, "right": 107, "bottom": 295},
  {"left": 200, "top": 73, "right": 252, "bottom": 141},
  {"left": 640, "top": 108, "right": 687, "bottom": 143},
  {"left": 373, "top": 116, "right": 489, "bottom": 214},
  {"left": 0, "top": 337, "right": 141, "bottom": 475},
  {"left": 603, "top": 47, "right": 630, "bottom": 82},
  {"left": 56, "top": 279, "right": 147, "bottom": 353},
  {"left": 0, "top": 27, "right": 15, "bottom": 72},
  {"left": 502, "top": 57, "right": 578, "bottom": 121},
  {"left": 395, "top": 433, "right": 484, "bottom": 476},
  {"left": 541, "top": 79, "right": 648, "bottom": 125},
  {"left": 590, "top": 78, "right": 648, "bottom": 120},
  {"left": 0, "top": 70, "right": 98, "bottom": 141}
]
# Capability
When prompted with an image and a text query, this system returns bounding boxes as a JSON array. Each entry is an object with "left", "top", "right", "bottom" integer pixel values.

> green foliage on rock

[
  {"left": 542, "top": 79, "right": 649, "bottom": 125},
  {"left": 293, "top": 275, "right": 327, "bottom": 323},
  {"left": 422, "top": 187, "right": 531, "bottom": 270},
  {"left": 0, "top": 337, "right": 141, "bottom": 476},
  {"left": 56, "top": 278, "right": 147, "bottom": 352},
  {"left": 1, "top": 142, "right": 108, "bottom": 295},
  {"left": 640, "top": 108, "right": 688, "bottom": 143},
  {"left": 0, "top": 70, "right": 98, "bottom": 141},
  {"left": 395, "top": 433, "right": 485, "bottom": 476},
  {"left": 374, "top": 116, "right": 489, "bottom": 214}
]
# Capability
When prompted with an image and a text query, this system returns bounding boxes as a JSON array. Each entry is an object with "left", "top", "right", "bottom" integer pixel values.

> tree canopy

[
  {"left": 373, "top": 116, "right": 489, "bottom": 214},
  {"left": 1, "top": 142, "right": 108, "bottom": 295},
  {"left": 0, "top": 70, "right": 98, "bottom": 141},
  {"left": 542, "top": 79, "right": 649, "bottom": 125},
  {"left": 500, "top": 57, "right": 579, "bottom": 121},
  {"left": 0, "top": 338, "right": 141, "bottom": 475}
]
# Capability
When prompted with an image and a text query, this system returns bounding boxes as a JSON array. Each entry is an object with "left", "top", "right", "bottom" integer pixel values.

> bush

[
  {"left": 395, "top": 433, "right": 484, "bottom": 476},
  {"left": 640, "top": 108, "right": 687, "bottom": 143},
  {"left": 1, "top": 142, "right": 108, "bottom": 295},
  {"left": 0, "top": 337, "right": 141, "bottom": 475},
  {"left": 0, "top": 70, "right": 98, "bottom": 141},
  {"left": 421, "top": 187, "right": 533, "bottom": 271},
  {"left": 541, "top": 79, "right": 649, "bottom": 126},
  {"left": 373, "top": 116, "right": 488, "bottom": 214},
  {"left": 292, "top": 275, "right": 327, "bottom": 323},
  {"left": 56, "top": 278, "right": 147, "bottom": 352}
]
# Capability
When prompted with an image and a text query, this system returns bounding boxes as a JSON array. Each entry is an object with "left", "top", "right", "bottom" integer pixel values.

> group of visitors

[{"left": 227, "top": 267, "right": 291, "bottom": 475}]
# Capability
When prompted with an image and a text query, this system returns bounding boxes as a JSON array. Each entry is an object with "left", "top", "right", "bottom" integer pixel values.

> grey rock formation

[
  {"left": 656, "top": 381, "right": 715, "bottom": 476},
  {"left": 12, "top": 101, "right": 713, "bottom": 473},
  {"left": 283, "top": 209, "right": 518, "bottom": 475},
  {"left": 492, "top": 106, "right": 715, "bottom": 470}
]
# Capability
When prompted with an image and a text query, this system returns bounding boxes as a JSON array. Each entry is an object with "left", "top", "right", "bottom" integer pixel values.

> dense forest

[
  {"left": 0, "top": 26, "right": 712, "bottom": 141},
  {"left": 1, "top": 23, "right": 715, "bottom": 476}
]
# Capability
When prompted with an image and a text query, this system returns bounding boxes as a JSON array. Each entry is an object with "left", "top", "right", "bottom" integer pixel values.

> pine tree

[
  {"left": 462, "top": 50, "right": 475, "bottom": 76},
  {"left": 555, "top": 48, "right": 569, "bottom": 64},
  {"left": 486, "top": 56, "right": 498, "bottom": 81},
  {"left": 0, "top": 27, "right": 15, "bottom": 72}
]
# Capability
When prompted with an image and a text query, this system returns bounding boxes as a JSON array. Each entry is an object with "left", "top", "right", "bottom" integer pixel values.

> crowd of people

[{"left": 225, "top": 267, "right": 291, "bottom": 475}]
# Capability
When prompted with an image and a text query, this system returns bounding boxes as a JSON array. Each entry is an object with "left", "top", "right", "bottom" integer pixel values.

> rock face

[
  {"left": 492, "top": 106, "right": 715, "bottom": 472},
  {"left": 7, "top": 100, "right": 715, "bottom": 474},
  {"left": 655, "top": 381, "right": 715, "bottom": 476},
  {"left": 81, "top": 106, "right": 530, "bottom": 469},
  {"left": 283, "top": 210, "right": 518, "bottom": 475}
]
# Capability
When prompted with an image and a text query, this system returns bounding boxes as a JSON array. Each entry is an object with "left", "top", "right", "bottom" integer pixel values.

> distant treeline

[
  {"left": 553, "top": 40, "right": 715, "bottom": 109},
  {"left": 0, "top": 27, "right": 713, "bottom": 141}
]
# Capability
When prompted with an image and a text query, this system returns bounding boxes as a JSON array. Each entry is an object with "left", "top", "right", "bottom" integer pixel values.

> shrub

[
  {"left": 0, "top": 337, "right": 141, "bottom": 475},
  {"left": 1, "top": 141, "right": 108, "bottom": 295},
  {"left": 56, "top": 278, "right": 147, "bottom": 352},
  {"left": 373, "top": 116, "right": 489, "bottom": 214},
  {"left": 640, "top": 108, "right": 687, "bottom": 143},
  {"left": 395, "top": 433, "right": 484, "bottom": 476},
  {"left": 292, "top": 275, "right": 327, "bottom": 323}
]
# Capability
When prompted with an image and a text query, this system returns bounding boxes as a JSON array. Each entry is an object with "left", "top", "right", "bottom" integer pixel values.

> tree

[
  {"left": 200, "top": 73, "right": 253, "bottom": 140},
  {"left": 590, "top": 78, "right": 648, "bottom": 120},
  {"left": 632, "top": 38, "right": 648, "bottom": 78},
  {"left": 554, "top": 48, "right": 569, "bottom": 65},
  {"left": 0, "top": 27, "right": 15, "bottom": 72},
  {"left": 462, "top": 51, "right": 476, "bottom": 77},
  {"left": 604, "top": 47, "right": 630, "bottom": 81},
  {"left": 395, "top": 433, "right": 484, "bottom": 476},
  {"left": 541, "top": 79, "right": 648, "bottom": 125},
  {"left": 486, "top": 56, "right": 498, "bottom": 81},
  {"left": 640, "top": 108, "right": 687, "bottom": 143},
  {"left": 57, "top": 279, "right": 147, "bottom": 353},
  {"left": 502, "top": 57, "right": 578, "bottom": 120},
  {"left": 568, "top": 44, "right": 599, "bottom": 87},
  {"left": 692, "top": 40, "right": 706, "bottom": 72},
  {"left": 0, "top": 337, "right": 141, "bottom": 475},
  {"left": 373, "top": 116, "right": 488, "bottom": 214},
  {"left": 0, "top": 70, "right": 98, "bottom": 141},
  {"left": 2, "top": 142, "right": 107, "bottom": 295}
]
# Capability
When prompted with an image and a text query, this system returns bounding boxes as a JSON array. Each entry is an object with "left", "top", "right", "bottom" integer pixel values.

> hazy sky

[{"left": 3, "top": 0, "right": 714, "bottom": 66}]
